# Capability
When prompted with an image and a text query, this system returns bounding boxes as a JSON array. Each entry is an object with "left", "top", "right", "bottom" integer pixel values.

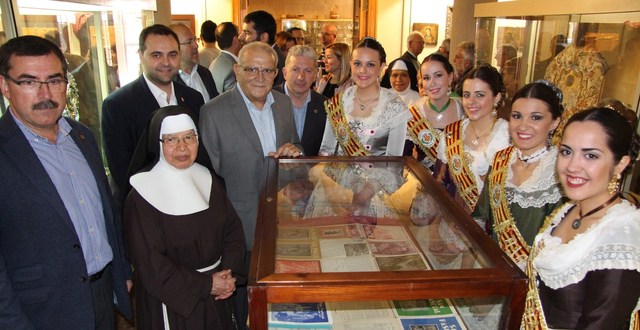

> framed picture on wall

[
  {"left": 412, "top": 23, "right": 438, "bottom": 46},
  {"left": 171, "top": 15, "right": 196, "bottom": 33}
]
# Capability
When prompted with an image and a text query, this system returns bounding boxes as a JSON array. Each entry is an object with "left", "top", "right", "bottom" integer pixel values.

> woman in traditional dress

[
  {"left": 315, "top": 42, "right": 352, "bottom": 98},
  {"left": 434, "top": 64, "right": 510, "bottom": 216},
  {"left": 319, "top": 37, "right": 411, "bottom": 157},
  {"left": 311, "top": 37, "right": 410, "bottom": 218},
  {"left": 525, "top": 105, "right": 640, "bottom": 329},
  {"left": 380, "top": 57, "right": 420, "bottom": 107},
  {"left": 123, "top": 106, "right": 246, "bottom": 330},
  {"left": 406, "top": 53, "right": 464, "bottom": 171},
  {"left": 472, "top": 81, "right": 565, "bottom": 271}
]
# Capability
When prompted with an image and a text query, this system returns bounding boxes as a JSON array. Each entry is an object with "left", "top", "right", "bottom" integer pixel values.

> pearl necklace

[{"left": 517, "top": 146, "right": 549, "bottom": 163}]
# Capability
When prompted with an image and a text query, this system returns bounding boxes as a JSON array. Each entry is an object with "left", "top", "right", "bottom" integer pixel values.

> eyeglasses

[
  {"left": 159, "top": 134, "right": 198, "bottom": 146},
  {"left": 239, "top": 65, "right": 277, "bottom": 78},
  {"left": 4, "top": 75, "right": 68, "bottom": 93},
  {"left": 179, "top": 37, "right": 199, "bottom": 46}
]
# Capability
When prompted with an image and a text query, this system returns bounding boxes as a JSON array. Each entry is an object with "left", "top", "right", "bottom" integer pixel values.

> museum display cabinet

[
  {"left": 248, "top": 156, "right": 527, "bottom": 330},
  {"left": 473, "top": 0, "right": 640, "bottom": 114},
  {"left": 282, "top": 18, "right": 358, "bottom": 56}
]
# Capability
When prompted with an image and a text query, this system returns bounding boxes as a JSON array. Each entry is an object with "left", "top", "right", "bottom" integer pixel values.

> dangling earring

[
  {"left": 491, "top": 102, "right": 498, "bottom": 117},
  {"left": 447, "top": 86, "right": 452, "bottom": 96},
  {"left": 547, "top": 130, "right": 554, "bottom": 146},
  {"left": 608, "top": 173, "right": 621, "bottom": 195}
]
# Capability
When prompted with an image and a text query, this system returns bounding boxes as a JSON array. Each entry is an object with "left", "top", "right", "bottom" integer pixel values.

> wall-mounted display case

[
  {"left": 248, "top": 156, "right": 527, "bottom": 330},
  {"left": 282, "top": 18, "right": 357, "bottom": 54},
  {"left": 474, "top": 1, "right": 640, "bottom": 114}
]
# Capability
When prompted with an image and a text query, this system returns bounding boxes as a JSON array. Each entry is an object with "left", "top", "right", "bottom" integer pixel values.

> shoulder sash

[
  {"left": 488, "top": 146, "right": 531, "bottom": 267},
  {"left": 444, "top": 120, "right": 479, "bottom": 210},
  {"left": 407, "top": 105, "right": 439, "bottom": 165},
  {"left": 325, "top": 94, "right": 370, "bottom": 156}
]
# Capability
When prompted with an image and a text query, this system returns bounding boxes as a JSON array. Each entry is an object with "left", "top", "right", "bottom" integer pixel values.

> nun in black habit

[{"left": 123, "top": 105, "right": 246, "bottom": 330}]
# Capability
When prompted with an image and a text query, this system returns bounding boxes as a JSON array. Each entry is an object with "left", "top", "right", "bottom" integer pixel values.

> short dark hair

[
  {"left": 200, "top": 20, "right": 217, "bottom": 43},
  {"left": 564, "top": 106, "right": 640, "bottom": 166},
  {"left": 287, "top": 27, "right": 303, "bottom": 34},
  {"left": 243, "top": 10, "right": 277, "bottom": 44},
  {"left": 354, "top": 37, "right": 386, "bottom": 64},
  {"left": 216, "top": 22, "right": 239, "bottom": 50},
  {"left": 0, "top": 35, "right": 67, "bottom": 77},
  {"left": 139, "top": 24, "right": 180, "bottom": 53}
]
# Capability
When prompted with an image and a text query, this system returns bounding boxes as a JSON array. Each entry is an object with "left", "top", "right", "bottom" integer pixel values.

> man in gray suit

[
  {"left": 200, "top": 41, "right": 302, "bottom": 328},
  {"left": 208, "top": 22, "right": 242, "bottom": 93}
]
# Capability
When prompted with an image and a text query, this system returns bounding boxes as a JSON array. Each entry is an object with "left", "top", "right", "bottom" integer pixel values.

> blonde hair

[{"left": 326, "top": 42, "right": 351, "bottom": 86}]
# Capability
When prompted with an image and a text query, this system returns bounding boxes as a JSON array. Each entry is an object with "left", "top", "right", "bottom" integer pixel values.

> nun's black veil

[{"left": 123, "top": 105, "right": 217, "bottom": 200}]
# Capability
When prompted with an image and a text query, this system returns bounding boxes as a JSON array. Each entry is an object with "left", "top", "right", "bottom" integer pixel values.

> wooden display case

[{"left": 249, "top": 156, "right": 527, "bottom": 329}]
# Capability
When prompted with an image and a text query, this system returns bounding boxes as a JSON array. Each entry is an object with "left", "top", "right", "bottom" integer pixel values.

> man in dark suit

[
  {"left": 273, "top": 45, "right": 327, "bottom": 156},
  {"left": 209, "top": 22, "right": 242, "bottom": 93},
  {"left": 102, "top": 24, "right": 205, "bottom": 206},
  {"left": 238, "top": 10, "right": 286, "bottom": 86},
  {"left": 0, "top": 35, "right": 131, "bottom": 329},
  {"left": 401, "top": 31, "right": 425, "bottom": 73},
  {"left": 200, "top": 41, "right": 302, "bottom": 329},
  {"left": 170, "top": 23, "right": 219, "bottom": 101}
]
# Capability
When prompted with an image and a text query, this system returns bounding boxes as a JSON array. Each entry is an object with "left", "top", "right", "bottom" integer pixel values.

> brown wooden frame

[{"left": 248, "top": 156, "right": 527, "bottom": 329}]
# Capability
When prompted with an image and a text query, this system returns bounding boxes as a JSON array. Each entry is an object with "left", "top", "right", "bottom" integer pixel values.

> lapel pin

[
  {"left": 79, "top": 134, "right": 85, "bottom": 140},
  {"left": 314, "top": 109, "right": 318, "bottom": 114}
]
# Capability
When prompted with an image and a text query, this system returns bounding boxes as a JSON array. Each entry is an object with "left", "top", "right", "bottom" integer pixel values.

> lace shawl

[
  {"left": 342, "top": 86, "right": 411, "bottom": 136},
  {"left": 436, "top": 118, "right": 510, "bottom": 192},
  {"left": 504, "top": 146, "right": 563, "bottom": 208},
  {"left": 533, "top": 200, "right": 640, "bottom": 289}
]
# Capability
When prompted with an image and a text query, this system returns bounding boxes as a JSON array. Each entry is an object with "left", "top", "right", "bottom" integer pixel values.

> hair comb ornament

[{"left": 533, "top": 79, "right": 563, "bottom": 104}]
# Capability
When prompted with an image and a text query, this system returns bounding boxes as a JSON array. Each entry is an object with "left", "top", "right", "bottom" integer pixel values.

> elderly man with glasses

[{"left": 199, "top": 41, "right": 302, "bottom": 329}]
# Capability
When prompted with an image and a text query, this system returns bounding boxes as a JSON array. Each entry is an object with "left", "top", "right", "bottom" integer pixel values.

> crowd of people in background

[{"left": 0, "top": 7, "right": 638, "bottom": 330}]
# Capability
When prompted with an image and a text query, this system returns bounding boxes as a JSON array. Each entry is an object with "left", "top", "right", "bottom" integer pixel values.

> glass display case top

[{"left": 272, "top": 157, "right": 496, "bottom": 273}]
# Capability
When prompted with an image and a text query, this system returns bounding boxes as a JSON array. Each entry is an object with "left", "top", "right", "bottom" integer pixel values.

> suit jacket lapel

[
  {"left": 230, "top": 88, "right": 264, "bottom": 154},
  {"left": 135, "top": 76, "right": 162, "bottom": 110},
  {"left": 0, "top": 113, "right": 76, "bottom": 232},
  {"left": 272, "top": 98, "right": 288, "bottom": 148}
]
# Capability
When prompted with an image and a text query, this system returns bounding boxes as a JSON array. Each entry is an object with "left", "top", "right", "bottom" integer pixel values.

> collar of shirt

[
  {"left": 178, "top": 64, "right": 210, "bottom": 100},
  {"left": 143, "top": 74, "right": 178, "bottom": 107},
  {"left": 237, "top": 83, "right": 275, "bottom": 111},
  {"left": 284, "top": 84, "right": 311, "bottom": 108},
  {"left": 11, "top": 109, "right": 71, "bottom": 145},
  {"left": 220, "top": 50, "right": 239, "bottom": 62},
  {"left": 284, "top": 84, "right": 309, "bottom": 140}
]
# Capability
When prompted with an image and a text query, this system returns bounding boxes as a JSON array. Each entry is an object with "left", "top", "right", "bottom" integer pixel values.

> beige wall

[
  {"left": 170, "top": 0, "right": 233, "bottom": 36},
  {"left": 375, "top": 0, "right": 404, "bottom": 63}
]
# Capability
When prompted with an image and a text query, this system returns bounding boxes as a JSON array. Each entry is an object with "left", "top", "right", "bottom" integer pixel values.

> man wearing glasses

[
  {"left": 0, "top": 35, "right": 131, "bottom": 329},
  {"left": 170, "top": 23, "right": 219, "bottom": 101},
  {"left": 200, "top": 41, "right": 302, "bottom": 329},
  {"left": 102, "top": 24, "right": 205, "bottom": 207}
]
